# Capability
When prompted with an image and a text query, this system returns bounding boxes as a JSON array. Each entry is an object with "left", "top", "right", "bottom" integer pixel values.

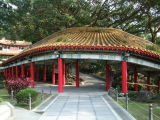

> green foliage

[
  {"left": 80, "top": 61, "right": 105, "bottom": 74},
  {"left": 0, "top": 80, "right": 4, "bottom": 89},
  {"left": 0, "top": 98, "right": 4, "bottom": 102},
  {"left": 122, "top": 40, "right": 127, "bottom": 44},
  {"left": 85, "top": 29, "right": 105, "bottom": 33},
  {"left": 153, "top": 93, "right": 160, "bottom": 100},
  {"left": 16, "top": 88, "right": 38, "bottom": 104},
  {"left": 146, "top": 44, "right": 160, "bottom": 53},
  {"left": 128, "top": 91, "right": 138, "bottom": 100},
  {"left": 56, "top": 37, "right": 66, "bottom": 42},
  {"left": 1, "top": 0, "right": 160, "bottom": 44}
]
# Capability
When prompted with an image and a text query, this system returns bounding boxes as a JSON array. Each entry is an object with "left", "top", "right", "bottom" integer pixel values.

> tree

[{"left": 0, "top": 0, "right": 160, "bottom": 43}]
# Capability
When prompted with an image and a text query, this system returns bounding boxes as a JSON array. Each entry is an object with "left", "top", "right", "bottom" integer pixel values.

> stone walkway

[
  {"left": 14, "top": 107, "right": 41, "bottom": 120},
  {"left": 39, "top": 94, "right": 122, "bottom": 120},
  {"left": 14, "top": 73, "right": 134, "bottom": 120}
]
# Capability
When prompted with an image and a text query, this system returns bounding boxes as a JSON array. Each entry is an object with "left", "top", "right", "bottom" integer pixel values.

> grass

[
  {"left": 0, "top": 88, "right": 8, "bottom": 96},
  {"left": 0, "top": 88, "right": 51, "bottom": 110},
  {"left": 118, "top": 99, "right": 160, "bottom": 120},
  {"left": 16, "top": 93, "right": 50, "bottom": 110},
  {"left": 0, "top": 81, "right": 5, "bottom": 89}
]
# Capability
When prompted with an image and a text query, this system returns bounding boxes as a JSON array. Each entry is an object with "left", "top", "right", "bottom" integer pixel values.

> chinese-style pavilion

[
  {"left": 0, "top": 38, "right": 32, "bottom": 64},
  {"left": 1, "top": 27, "right": 160, "bottom": 93}
]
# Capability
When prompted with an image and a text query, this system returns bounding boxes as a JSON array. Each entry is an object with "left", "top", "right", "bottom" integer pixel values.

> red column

[
  {"left": 36, "top": 66, "right": 39, "bottom": 82},
  {"left": 134, "top": 70, "right": 138, "bottom": 91},
  {"left": 43, "top": 65, "right": 47, "bottom": 83},
  {"left": 5, "top": 69, "right": 7, "bottom": 79},
  {"left": 12, "top": 67, "right": 14, "bottom": 79},
  {"left": 6, "top": 69, "right": 8, "bottom": 79},
  {"left": 52, "top": 64, "right": 55, "bottom": 85},
  {"left": 9, "top": 67, "right": 12, "bottom": 79},
  {"left": 30, "top": 62, "right": 35, "bottom": 88},
  {"left": 147, "top": 76, "right": 151, "bottom": 91},
  {"left": 106, "top": 64, "right": 111, "bottom": 91},
  {"left": 4, "top": 69, "right": 6, "bottom": 79},
  {"left": 58, "top": 58, "right": 64, "bottom": 92},
  {"left": 122, "top": 61, "right": 128, "bottom": 93},
  {"left": 16, "top": 66, "right": 19, "bottom": 78},
  {"left": 76, "top": 60, "right": 80, "bottom": 88},
  {"left": 63, "top": 62, "right": 66, "bottom": 86},
  {"left": 21, "top": 64, "right": 25, "bottom": 78},
  {"left": 27, "top": 67, "right": 30, "bottom": 77},
  {"left": 158, "top": 78, "right": 160, "bottom": 93},
  {"left": 8, "top": 68, "right": 10, "bottom": 79}
]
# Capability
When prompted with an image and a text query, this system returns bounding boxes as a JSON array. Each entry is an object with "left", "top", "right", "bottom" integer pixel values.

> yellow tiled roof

[
  {"left": 23, "top": 27, "right": 155, "bottom": 54},
  {"left": 0, "top": 50, "right": 18, "bottom": 56},
  {"left": 2, "top": 27, "right": 160, "bottom": 64},
  {"left": 0, "top": 38, "right": 32, "bottom": 46}
]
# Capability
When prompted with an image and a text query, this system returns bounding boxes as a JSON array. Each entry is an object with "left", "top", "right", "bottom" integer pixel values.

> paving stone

[
  {"left": 60, "top": 112, "right": 77, "bottom": 116},
  {"left": 44, "top": 111, "right": 60, "bottom": 116},
  {"left": 95, "top": 110, "right": 112, "bottom": 115},
  {"left": 45, "top": 116, "right": 57, "bottom": 120},
  {"left": 78, "top": 115, "right": 96, "bottom": 120},
  {"left": 58, "top": 116, "right": 76, "bottom": 120},
  {"left": 97, "top": 115, "right": 117, "bottom": 120},
  {"left": 78, "top": 111, "right": 95, "bottom": 116}
]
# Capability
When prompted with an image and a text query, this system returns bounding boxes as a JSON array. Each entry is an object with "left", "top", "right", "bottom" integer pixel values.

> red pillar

[
  {"left": 106, "top": 64, "right": 111, "bottom": 91},
  {"left": 27, "top": 67, "right": 30, "bottom": 77},
  {"left": 63, "top": 62, "right": 66, "bottom": 86},
  {"left": 58, "top": 58, "right": 64, "bottom": 92},
  {"left": 21, "top": 64, "right": 25, "bottom": 78},
  {"left": 36, "top": 66, "right": 39, "bottom": 82},
  {"left": 5, "top": 69, "right": 8, "bottom": 79},
  {"left": 134, "top": 70, "right": 138, "bottom": 91},
  {"left": 122, "top": 61, "right": 128, "bottom": 93},
  {"left": 52, "top": 64, "right": 55, "bottom": 85},
  {"left": 30, "top": 62, "right": 35, "bottom": 88},
  {"left": 76, "top": 60, "right": 80, "bottom": 88},
  {"left": 147, "top": 76, "right": 151, "bottom": 91},
  {"left": 9, "top": 67, "right": 12, "bottom": 79},
  {"left": 8, "top": 68, "right": 10, "bottom": 79},
  {"left": 16, "top": 66, "right": 19, "bottom": 78},
  {"left": 158, "top": 78, "right": 160, "bottom": 93},
  {"left": 11, "top": 67, "right": 14, "bottom": 79},
  {"left": 43, "top": 65, "right": 47, "bottom": 83},
  {"left": 6, "top": 69, "right": 8, "bottom": 79},
  {"left": 4, "top": 69, "right": 6, "bottom": 79}
]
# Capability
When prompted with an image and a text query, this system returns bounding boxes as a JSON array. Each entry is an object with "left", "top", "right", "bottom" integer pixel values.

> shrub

[
  {"left": 0, "top": 83, "right": 4, "bottom": 89},
  {"left": 16, "top": 88, "right": 38, "bottom": 104},
  {"left": 0, "top": 98, "right": 3, "bottom": 102},
  {"left": 128, "top": 91, "right": 138, "bottom": 100},
  {"left": 5, "top": 77, "right": 30, "bottom": 95}
]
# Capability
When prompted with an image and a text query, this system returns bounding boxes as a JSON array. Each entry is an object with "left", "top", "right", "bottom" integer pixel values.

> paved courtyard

[
  {"left": 34, "top": 73, "right": 134, "bottom": 120},
  {"left": 38, "top": 94, "right": 122, "bottom": 120}
]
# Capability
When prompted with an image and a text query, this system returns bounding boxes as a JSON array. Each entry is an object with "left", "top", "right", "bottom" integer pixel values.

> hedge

[{"left": 16, "top": 88, "right": 38, "bottom": 104}]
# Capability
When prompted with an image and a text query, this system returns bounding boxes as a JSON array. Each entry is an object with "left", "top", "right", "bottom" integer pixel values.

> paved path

[
  {"left": 39, "top": 94, "right": 122, "bottom": 120},
  {"left": 35, "top": 73, "right": 106, "bottom": 94},
  {"left": 14, "top": 107, "right": 41, "bottom": 120},
  {"left": 34, "top": 73, "right": 134, "bottom": 120}
]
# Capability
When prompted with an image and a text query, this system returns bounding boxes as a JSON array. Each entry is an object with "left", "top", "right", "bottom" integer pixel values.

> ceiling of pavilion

[{"left": 2, "top": 27, "right": 160, "bottom": 64}]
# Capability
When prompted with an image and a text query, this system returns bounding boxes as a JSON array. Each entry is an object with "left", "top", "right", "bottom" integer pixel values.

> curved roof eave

[{"left": 2, "top": 27, "right": 160, "bottom": 65}]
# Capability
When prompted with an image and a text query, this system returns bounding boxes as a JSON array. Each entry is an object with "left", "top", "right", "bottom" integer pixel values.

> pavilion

[
  {"left": 1, "top": 27, "right": 160, "bottom": 93},
  {"left": 0, "top": 38, "right": 31, "bottom": 64}
]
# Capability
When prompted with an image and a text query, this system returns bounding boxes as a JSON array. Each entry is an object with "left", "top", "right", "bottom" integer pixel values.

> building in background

[{"left": 0, "top": 38, "right": 32, "bottom": 64}]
